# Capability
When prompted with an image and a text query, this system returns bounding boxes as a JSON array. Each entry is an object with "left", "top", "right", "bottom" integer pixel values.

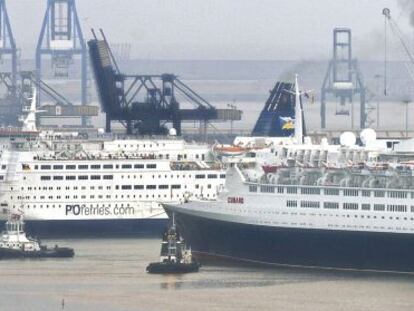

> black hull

[
  {"left": 146, "top": 262, "right": 200, "bottom": 274},
  {"left": 166, "top": 208, "right": 414, "bottom": 273},
  {"left": 0, "top": 247, "right": 74, "bottom": 259},
  {"left": 0, "top": 219, "right": 168, "bottom": 237}
]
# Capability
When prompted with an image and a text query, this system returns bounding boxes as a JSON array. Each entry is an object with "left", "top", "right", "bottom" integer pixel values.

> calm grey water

[{"left": 1, "top": 238, "right": 414, "bottom": 311}]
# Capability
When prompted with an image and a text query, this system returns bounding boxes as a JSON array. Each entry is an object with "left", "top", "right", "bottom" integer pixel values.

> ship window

[
  {"left": 287, "top": 187, "right": 297, "bottom": 194},
  {"left": 91, "top": 164, "right": 101, "bottom": 169},
  {"left": 40, "top": 176, "right": 51, "bottom": 180},
  {"left": 362, "top": 190, "right": 370, "bottom": 197},
  {"left": 134, "top": 164, "right": 144, "bottom": 169},
  {"left": 286, "top": 200, "right": 297, "bottom": 207},
  {"left": 343, "top": 203, "right": 358, "bottom": 210},
  {"left": 159, "top": 185, "right": 169, "bottom": 189},
  {"left": 374, "top": 204, "right": 385, "bottom": 211},
  {"left": 172, "top": 185, "right": 181, "bottom": 189},
  {"left": 134, "top": 185, "right": 144, "bottom": 190},
  {"left": 374, "top": 191, "right": 385, "bottom": 198},
  {"left": 277, "top": 187, "right": 284, "bottom": 194},
  {"left": 1, "top": 165, "right": 6, "bottom": 169},
  {"left": 220, "top": 174, "right": 226, "bottom": 179},
  {"left": 103, "top": 164, "right": 113, "bottom": 169},
  {"left": 66, "top": 165, "right": 76, "bottom": 170},
  {"left": 78, "top": 165, "right": 88, "bottom": 169},
  {"left": 207, "top": 174, "right": 217, "bottom": 179},
  {"left": 53, "top": 165, "right": 63, "bottom": 170},
  {"left": 361, "top": 204, "right": 370, "bottom": 211},
  {"left": 103, "top": 175, "right": 113, "bottom": 180},
  {"left": 260, "top": 185, "right": 275, "bottom": 193},
  {"left": 91, "top": 175, "right": 101, "bottom": 180},
  {"left": 78, "top": 175, "right": 88, "bottom": 180},
  {"left": 0, "top": 176, "right": 3, "bottom": 180},
  {"left": 41, "top": 165, "right": 51, "bottom": 170},
  {"left": 53, "top": 176, "right": 63, "bottom": 180},
  {"left": 195, "top": 174, "right": 206, "bottom": 179},
  {"left": 387, "top": 205, "right": 407, "bottom": 213},
  {"left": 65, "top": 176, "right": 75, "bottom": 180},
  {"left": 344, "top": 189, "right": 358, "bottom": 196},
  {"left": 323, "top": 202, "right": 339, "bottom": 209},
  {"left": 301, "top": 187, "right": 320, "bottom": 195},
  {"left": 388, "top": 191, "right": 407, "bottom": 199},
  {"left": 324, "top": 188, "right": 339, "bottom": 196},
  {"left": 121, "top": 185, "right": 132, "bottom": 190},
  {"left": 300, "top": 201, "right": 320, "bottom": 208},
  {"left": 122, "top": 164, "right": 132, "bottom": 169},
  {"left": 249, "top": 185, "right": 257, "bottom": 192},
  {"left": 147, "top": 164, "right": 157, "bottom": 169},
  {"left": 146, "top": 185, "right": 156, "bottom": 189}
]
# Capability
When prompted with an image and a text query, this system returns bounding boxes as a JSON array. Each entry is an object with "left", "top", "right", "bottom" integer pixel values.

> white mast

[
  {"left": 22, "top": 87, "right": 38, "bottom": 132},
  {"left": 294, "top": 74, "right": 303, "bottom": 144}
]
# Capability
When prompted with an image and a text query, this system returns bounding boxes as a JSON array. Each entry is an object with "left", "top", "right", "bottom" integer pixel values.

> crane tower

[
  {"left": 36, "top": 0, "right": 88, "bottom": 126},
  {"left": 321, "top": 28, "right": 366, "bottom": 129}
]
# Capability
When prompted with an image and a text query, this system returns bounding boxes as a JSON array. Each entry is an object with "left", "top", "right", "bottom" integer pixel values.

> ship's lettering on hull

[{"left": 65, "top": 204, "right": 135, "bottom": 216}]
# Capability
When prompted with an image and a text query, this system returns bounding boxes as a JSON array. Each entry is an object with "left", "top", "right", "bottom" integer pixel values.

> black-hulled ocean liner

[{"left": 165, "top": 161, "right": 414, "bottom": 273}]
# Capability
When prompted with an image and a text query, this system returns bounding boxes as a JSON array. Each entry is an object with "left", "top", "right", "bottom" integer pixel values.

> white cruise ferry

[
  {"left": 0, "top": 135, "right": 225, "bottom": 235},
  {"left": 165, "top": 160, "right": 414, "bottom": 273}
]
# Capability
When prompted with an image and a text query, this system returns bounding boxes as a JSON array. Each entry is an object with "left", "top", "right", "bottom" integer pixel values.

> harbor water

[{"left": 1, "top": 238, "right": 414, "bottom": 311}]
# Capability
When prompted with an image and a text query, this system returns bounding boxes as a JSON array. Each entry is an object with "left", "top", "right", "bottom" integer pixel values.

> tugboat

[
  {"left": 0, "top": 211, "right": 74, "bottom": 259},
  {"left": 146, "top": 215, "right": 200, "bottom": 274}
]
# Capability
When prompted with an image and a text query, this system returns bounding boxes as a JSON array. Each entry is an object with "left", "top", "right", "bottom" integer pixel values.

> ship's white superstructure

[
  {"left": 179, "top": 163, "right": 414, "bottom": 235},
  {"left": 0, "top": 135, "right": 225, "bottom": 233}
]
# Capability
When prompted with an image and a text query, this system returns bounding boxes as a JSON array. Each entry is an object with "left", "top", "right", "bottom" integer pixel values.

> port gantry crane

[
  {"left": 36, "top": 0, "right": 89, "bottom": 126},
  {"left": 320, "top": 28, "right": 366, "bottom": 129},
  {"left": 0, "top": 0, "right": 18, "bottom": 125},
  {"left": 382, "top": 8, "right": 414, "bottom": 95},
  {"left": 88, "top": 30, "right": 242, "bottom": 136},
  {"left": 382, "top": 8, "right": 414, "bottom": 137}
]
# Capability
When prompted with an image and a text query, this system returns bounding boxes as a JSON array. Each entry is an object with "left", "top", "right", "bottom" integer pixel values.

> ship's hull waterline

[{"left": 165, "top": 206, "right": 414, "bottom": 273}]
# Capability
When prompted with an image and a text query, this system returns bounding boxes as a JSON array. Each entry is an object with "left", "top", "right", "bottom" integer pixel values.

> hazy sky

[{"left": 5, "top": 0, "right": 412, "bottom": 60}]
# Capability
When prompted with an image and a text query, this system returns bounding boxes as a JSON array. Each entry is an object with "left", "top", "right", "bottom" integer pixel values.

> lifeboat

[{"left": 213, "top": 144, "right": 247, "bottom": 157}]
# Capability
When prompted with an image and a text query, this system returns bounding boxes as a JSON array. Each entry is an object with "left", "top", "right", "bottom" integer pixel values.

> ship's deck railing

[
  {"left": 37, "top": 133, "right": 183, "bottom": 142},
  {"left": 170, "top": 161, "right": 223, "bottom": 171},
  {"left": 32, "top": 153, "right": 163, "bottom": 161},
  {"left": 244, "top": 179, "right": 414, "bottom": 194}
]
